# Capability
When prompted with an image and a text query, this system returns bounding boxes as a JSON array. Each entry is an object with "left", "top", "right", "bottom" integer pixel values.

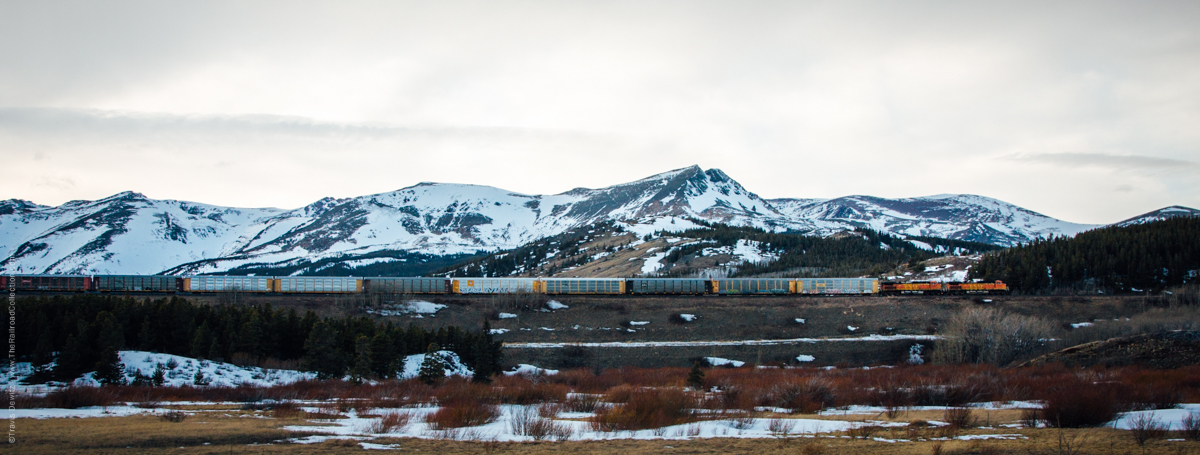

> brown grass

[{"left": 11, "top": 410, "right": 1200, "bottom": 454}]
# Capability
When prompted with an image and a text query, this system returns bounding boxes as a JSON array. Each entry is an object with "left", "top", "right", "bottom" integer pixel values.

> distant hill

[{"left": 970, "top": 217, "right": 1200, "bottom": 293}]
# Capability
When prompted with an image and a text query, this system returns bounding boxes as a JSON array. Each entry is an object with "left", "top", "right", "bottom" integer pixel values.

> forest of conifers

[
  {"left": 971, "top": 217, "right": 1200, "bottom": 293},
  {"left": 14, "top": 295, "right": 501, "bottom": 383}
]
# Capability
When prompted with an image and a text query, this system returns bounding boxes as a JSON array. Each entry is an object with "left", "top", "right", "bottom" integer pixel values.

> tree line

[
  {"left": 664, "top": 222, "right": 1000, "bottom": 278},
  {"left": 970, "top": 217, "right": 1200, "bottom": 293},
  {"left": 15, "top": 295, "right": 502, "bottom": 384}
]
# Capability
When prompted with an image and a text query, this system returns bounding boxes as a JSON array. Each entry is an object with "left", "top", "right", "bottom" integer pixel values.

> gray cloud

[
  {"left": 1015, "top": 152, "right": 1199, "bottom": 170},
  {"left": 2, "top": 1, "right": 1199, "bottom": 224}
]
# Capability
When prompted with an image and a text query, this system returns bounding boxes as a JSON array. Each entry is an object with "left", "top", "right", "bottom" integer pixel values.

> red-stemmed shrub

[
  {"left": 589, "top": 387, "right": 700, "bottom": 431},
  {"left": 424, "top": 401, "right": 501, "bottom": 429},
  {"left": 1039, "top": 378, "right": 1120, "bottom": 427}
]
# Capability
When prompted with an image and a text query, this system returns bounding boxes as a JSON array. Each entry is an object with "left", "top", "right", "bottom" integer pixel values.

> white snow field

[
  {"left": 504, "top": 334, "right": 941, "bottom": 349},
  {"left": 2, "top": 350, "right": 472, "bottom": 390}
]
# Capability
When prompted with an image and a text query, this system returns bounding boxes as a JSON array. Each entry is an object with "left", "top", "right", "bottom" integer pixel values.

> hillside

[
  {"left": 4, "top": 164, "right": 1187, "bottom": 276},
  {"left": 436, "top": 220, "right": 1002, "bottom": 279},
  {"left": 971, "top": 216, "right": 1200, "bottom": 293}
]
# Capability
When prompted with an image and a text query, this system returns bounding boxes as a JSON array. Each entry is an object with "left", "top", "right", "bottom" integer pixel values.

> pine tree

[
  {"left": 349, "top": 335, "right": 373, "bottom": 385},
  {"left": 54, "top": 334, "right": 86, "bottom": 381},
  {"left": 152, "top": 363, "right": 167, "bottom": 387},
  {"left": 417, "top": 342, "right": 446, "bottom": 386},
  {"left": 471, "top": 320, "right": 499, "bottom": 383},
  {"left": 137, "top": 315, "right": 155, "bottom": 351},
  {"left": 93, "top": 345, "right": 125, "bottom": 386},
  {"left": 193, "top": 370, "right": 210, "bottom": 386},
  {"left": 369, "top": 332, "right": 395, "bottom": 379},
  {"left": 190, "top": 322, "right": 212, "bottom": 359},
  {"left": 302, "top": 321, "right": 346, "bottom": 380},
  {"left": 687, "top": 361, "right": 705, "bottom": 390}
]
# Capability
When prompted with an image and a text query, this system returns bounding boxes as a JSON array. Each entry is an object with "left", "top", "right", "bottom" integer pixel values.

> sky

[{"left": 1, "top": 1, "right": 1198, "bottom": 225}]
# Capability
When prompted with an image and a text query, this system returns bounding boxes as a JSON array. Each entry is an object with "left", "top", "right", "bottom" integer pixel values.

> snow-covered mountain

[
  {"left": 1112, "top": 206, "right": 1200, "bottom": 227},
  {"left": 769, "top": 194, "right": 1096, "bottom": 247},
  {"left": 0, "top": 165, "right": 1186, "bottom": 275}
]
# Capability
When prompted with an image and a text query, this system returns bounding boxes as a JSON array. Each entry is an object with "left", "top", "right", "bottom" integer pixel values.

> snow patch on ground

[
  {"left": 1109, "top": 404, "right": 1200, "bottom": 430},
  {"left": 680, "top": 314, "right": 697, "bottom": 322},
  {"left": 546, "top": 300, "right": 569, "bottom": 310},
  {"left": 796, "top": 355, "right": 815, "bottom": 362},
  {"left": 498, "top": 313, "right": 518, "bottom": 319},
  {"left": 397, "top": 351, "right": 473, "bottom": 380},
  {"left": 705, "top": 357, "right": 745, "bottom": 367},
  {"left": 629, "top": 321, "right": 650, "bottom": 326},
  {"left": 505, "top": 334, "right": 941, "bottom": 349},
  {"left": 79, "top": 351, "right": 316, "bottom": 388},
  {"left": 366, "top": 300, "right": 447, "bottom": 316},
  {"left": 641, "top": 252, "right": 668, "bottom": 274},
  {"left": 505, "top": 364, "right": 559, "bottom": 376},
  {"left": 286, "top": 404, "right": 856, "bottom": 442}
]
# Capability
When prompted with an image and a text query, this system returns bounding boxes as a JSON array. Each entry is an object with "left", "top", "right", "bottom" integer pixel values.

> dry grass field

[{"left": 13, "top": 411, "right": 1200, "bottom": 454}]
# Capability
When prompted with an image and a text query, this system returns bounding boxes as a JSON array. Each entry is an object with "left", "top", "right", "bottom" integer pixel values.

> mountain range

[{"left": 1, "top": 165, "right": 1194, "bottom": 275}]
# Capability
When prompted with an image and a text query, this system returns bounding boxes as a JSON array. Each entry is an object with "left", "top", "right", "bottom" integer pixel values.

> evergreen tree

[
  {"left": 137, "top": 315, "right": 155, "bottom": 351},
  {"left": 152, "top": 364, "right": 167, "bottom": 387},
  {"left": 302, "top": 321, "right": 345, "bottom": 380},
  {"left": 94, "top": 311, "right": 124, "bottom": 353},
  {"left": 369, "top": 332, "right": 395, "bottom": 379},
  {"left": 93, "top": 345, "right": 125, "bottom": 386},
  {"left": 54, "top": 334, "right": 86, "bottom": 381},
  {"left": 471, "top": 320, "right": 500, "bottom": 383},
  {"left": 417, "top": 342, "right": 446, "bottom": 386},
  {"left": 190, "top": 322, "right": 212, "bottom": 359},
  {"left": 687, "top": 361, "right": 705, "bottom": 390},
  {"left": 350, "top": 335, "right": 373, "bottom": 385}
]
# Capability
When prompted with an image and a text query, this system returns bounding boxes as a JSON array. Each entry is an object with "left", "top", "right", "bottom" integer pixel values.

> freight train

[{"left": 1, "top": 275, "right": 1009, "bottom": 296}]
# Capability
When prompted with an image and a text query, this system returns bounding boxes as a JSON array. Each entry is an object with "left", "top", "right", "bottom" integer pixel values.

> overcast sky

[{"left": 2, "top": 1, "right": 1198, "bottom": 224}]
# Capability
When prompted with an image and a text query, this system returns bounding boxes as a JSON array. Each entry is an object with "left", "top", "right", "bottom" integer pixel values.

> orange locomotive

[{"left": 880, "top": 281, "right": 1008, "bottom": 295}]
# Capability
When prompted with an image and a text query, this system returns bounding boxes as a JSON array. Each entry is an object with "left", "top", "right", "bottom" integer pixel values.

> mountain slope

[
  {"left": 769, "top": 194, "right": 1094, "bottom": 246},
  {"left": 1, "top": 165, "right": 1186, "bottom": 275}
]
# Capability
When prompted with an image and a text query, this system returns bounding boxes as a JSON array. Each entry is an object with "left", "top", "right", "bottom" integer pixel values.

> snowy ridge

[
  {"left": 1112, "top": 205, "right": 1200, "bottom": 227},
  {"left": 2, "top": 165, "right": 1188, "bottom": 274}
]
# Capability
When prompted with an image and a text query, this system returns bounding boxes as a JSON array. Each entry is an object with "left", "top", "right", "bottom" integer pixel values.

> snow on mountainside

[
  {"left": 769, "top": 194, "right": 1096, "bottom": 247},
  {"left": 0, "top": 165, "right": 1186, "bottom": 275},
  {"left": 1112, "top": 206, "right": 1200, "bottom": 227}
]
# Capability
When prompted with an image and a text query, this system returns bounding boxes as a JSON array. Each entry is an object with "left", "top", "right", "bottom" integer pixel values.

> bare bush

[
  {"left": 767, "top": 418, "right": 796, "bottom": 437},
  {"left": 846, "top": 422, "right": 881, "bottom": 439},
  {"left": 933, "top": 307, "right": 1053, "bottom": 365},
  {"left": 1040, "top": 381, "right": 1119, "bottom": 428},
  {"left": 425, "top": 402, "right": 501, "bottom": 430},
  {"left": 564, "top": 394, "right": 602, "bottom": 413},
  {"left": 1019, "top": 408, "right": 1042, "bottom": 428},
  {"left": 1128, "top": 413, "right": 1169, "bottom": 447},
  {"left": 589, "top": 388, "right": 700, "bottom": 432},
  {"left": 510, "top": 406, "right": 574, "bottom": 441},
  {"left": 1181, "top": 412, "right": 1200, "bottom": 441},
  {"left": 44, "top": 386, "right": 115, "bottom": 409},
  {"left": 943, "top": 407, "right": 976, "bottom": 429},
  {"left": 729, "top": 411, "right": 756, "bottom": 430},
  {"left": 159, "top": 410, "right": 188, "bottom": 423},
  {"left": 368, "top": 411, "right": 414, "bottom": 433}
]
